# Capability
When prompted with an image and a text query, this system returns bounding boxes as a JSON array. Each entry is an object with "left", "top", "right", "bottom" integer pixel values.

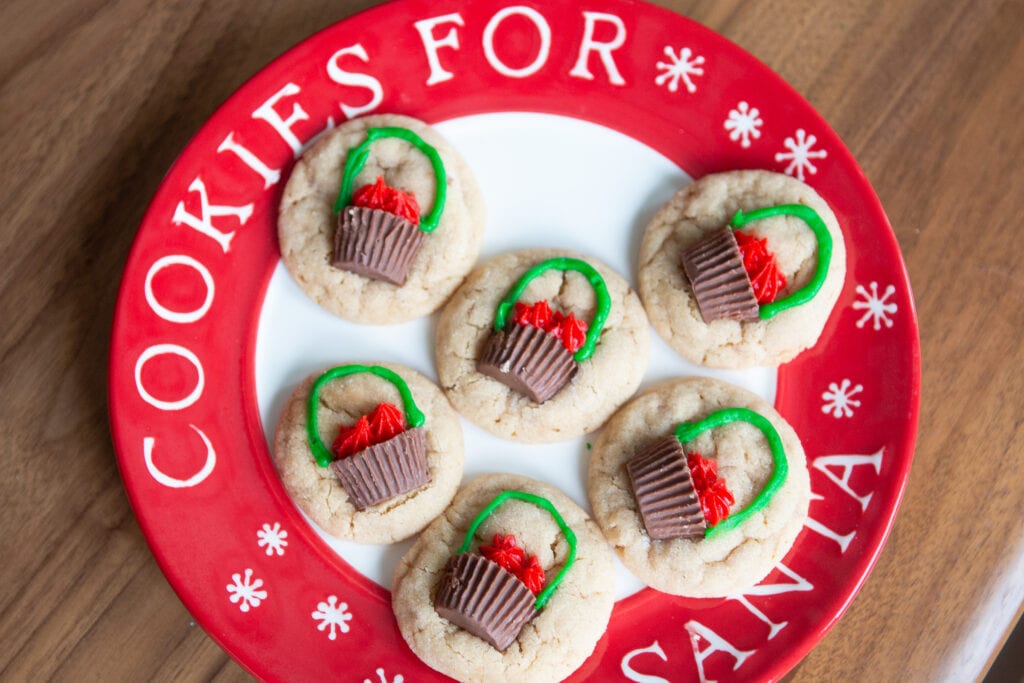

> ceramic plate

[{"left": 108, "top": 1, "right": 920, "bottom": 680}]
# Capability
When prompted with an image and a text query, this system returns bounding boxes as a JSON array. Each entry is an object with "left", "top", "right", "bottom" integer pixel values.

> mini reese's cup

[
  {"left": 476, "top": 257, "right": 611, "bottom": 404},
  {"left": 305, "top": 365, "right": 430, "bottom": 511},
  {"left": 434, "top": 491, "right": 578, "bottom": 651},
  {"left": 330, "top": 127, "right": 447, "bottom": 286}
]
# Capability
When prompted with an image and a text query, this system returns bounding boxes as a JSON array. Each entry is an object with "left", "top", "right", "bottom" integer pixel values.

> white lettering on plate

[
  {"left": 171, "top": 177, "right": 253, "bottom": 253},
  {"left": 570, "top": 11, "right": 627, "bottom": 85},
  {"left": 326, "top": 43, "right": 384, "bottom": 119},
  {"left": 134, "top": 343, "right": 205, "bottom": 411},
  {"left": 812, "top": 448, "right": 884, "bottom": 512},
  {"left": 216, "top": 132, "right": 281, "bottom": 189},
  {"left": 728, "top": 563, "right": 814, "bottom": 640},
  {"left": 414, "top": 13, "right": 465, "bottom": 86},
  {"left": 482, "top": 6, "right": 552, "bottom": 78},
  {"left": 144, "top": 255, "right": 214, "bottom": 324},
  {"left": 144, "top": 424, "right": 216, "bottom": 488},
  {"left": 685, "top": 620, "right": 755, "bottom": 683},
  {"left": 252, "top": 82, "right": 311, "bottom": 156},
  {"left": 620, "top": 640, "right": 670, "bottom": 683},
  {"left": 804, "top": 498, "right": 857, "bottom": 554}
]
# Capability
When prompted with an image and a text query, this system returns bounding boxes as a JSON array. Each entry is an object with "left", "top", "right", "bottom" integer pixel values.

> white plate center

[{"left": 255, "top": 112, "right": 777, "bottom": 600}]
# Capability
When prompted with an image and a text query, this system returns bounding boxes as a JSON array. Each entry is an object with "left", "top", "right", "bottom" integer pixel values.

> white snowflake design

[
  {"left": 775, "top": 128, "right": 828, "bottom": 180},
  {"left": 226, "top": 568, "right": 266, "bottom": 613},
  {"left": 724, "top": 101, "right": 763, "bottom": 148},
  {"left": 822, "top": 379, "right": 864, "bottom": 418},
  {"left": 853, "top": 282, "right": 898, "bottom": 330},
  {"left": 312, "top": 595, "right": 353, "bottom": 640},
  {"left": 655, "top": 46, "right": 705, "bottom": 94},
  {"left": 364, "top": 668, "right": 404, "bottom": 683},
  {"left": 256, "top": 522, "right": 288, "bottom": 557}
]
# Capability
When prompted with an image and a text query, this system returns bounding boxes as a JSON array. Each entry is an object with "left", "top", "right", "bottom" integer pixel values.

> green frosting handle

[
  {"left": 492, "top": 257, "right": 611, "bottom": 362},
  {"left": 457, "top": 490, "right": 578, "bottom": 610},
  {"left": 306, "top": 364, "right": 426, "bottom": 468},
  {"left": 730, "top": 204, "right": 832, "bottom": 320},
  {"left": 674, "top": 408, "right": 788, "bottom": 540},
  {"left": 333, "top": 126, "right": 447, "bottom": 233}
]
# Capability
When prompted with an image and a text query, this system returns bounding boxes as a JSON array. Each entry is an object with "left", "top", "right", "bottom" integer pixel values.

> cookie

[
  {"left": 278, "top": 114, "right": 485, "bottom": 324},
  {"left": 272, "top": 363, "right": 463, "bottom": 544},
  {"left": 638, "top": 170, "right": 846, "bottom": 367},
  {"left": 392, "top": 474, "right": 614, "bottom": 683},
  {"left": 587, "top": 377, "right": 810, "bottom": 597},
  {"left": 436, "top": 248, "right": 649, "bottom": 442}
]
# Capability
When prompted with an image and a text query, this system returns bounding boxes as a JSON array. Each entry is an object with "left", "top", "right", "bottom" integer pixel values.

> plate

[{"left": 108, "top": 1, "right": 920, "bottom": 680}]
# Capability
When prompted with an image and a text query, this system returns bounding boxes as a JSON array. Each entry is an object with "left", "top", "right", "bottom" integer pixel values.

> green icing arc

[
  {"left": 457, "top": 490, "right": 578, "bottom": 610},
  {"left": 674, "top": 407, "right": 788, "bottom": 539},
  {"left": 306, "top": 364, "right": 425, "bottom": 468},
  {"left": 333, "top": 126, "right": 447, "bottom": 233},
  {"left": 729, "top": 203, "right": 833, "bottom": 320},
  {"left": 492, "top": 257, "right": 611, "bottom": 362}
]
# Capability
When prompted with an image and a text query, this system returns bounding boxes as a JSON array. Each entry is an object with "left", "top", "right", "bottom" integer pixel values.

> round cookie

[
  {"left": 278, "top": 114, "right": 485, "bottom": 324},
  {"left": 638, "top": 170, "right": 846, "bottom": 367},
  {"left": 587, "top": 377, "right": 810, "bottom": 597},
  {"left": 436, "top": 248, "right": 650, "bottom": 443},
  {"left": 272, "top": 363, "right": 463, "bottom": 544},
  {"left": 392, "top": 473, "right": 614, "bottom": 683}
]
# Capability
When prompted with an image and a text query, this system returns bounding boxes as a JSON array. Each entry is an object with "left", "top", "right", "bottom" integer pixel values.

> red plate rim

[{"left": 108, "top": 1, "right": 921, "bottom": 680}]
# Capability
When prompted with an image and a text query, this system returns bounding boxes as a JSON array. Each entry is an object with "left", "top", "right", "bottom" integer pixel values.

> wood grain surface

[{"left": 1, "top": 0, "right": 1022, "bottom": 680}]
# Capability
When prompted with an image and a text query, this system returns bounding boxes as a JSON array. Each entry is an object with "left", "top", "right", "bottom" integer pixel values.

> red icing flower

[
  {"left": 367, "top": 402, "right": 406, "bottom": 442},
  {"left": 702, "top": 478, "right": 735, "bottom": 526},
  {"left": 559, "top": 313, "right": 588, "bottom": 354},
  {"left": 352, "top": 176, "right": 421, "bottom": 225},
  {"left": 513, "top": 555, "right": 546, "bottom": 595},
  {"left": 480, "top": 533, "right": 525, "bottom": 573},
  {"left": 687, "top": 452, "right": 718, "bottom": 491},
  {"left": 513, "top": 300, "right": 553, "bottom": 329},
  {"left": 734, "top": 230, "right": 787, "bottom": 304},
  {"left": 545, "top": 309, "right": 566, "bottom": 336},
  {"left": 687, "top": 452, "right": 735, "bottom": 526},
  {"left": 333, "top": 415, "right": 373, "bottom": 459},
  {"left": 512, "top": 300, "right": 589, "bottom": 353}
]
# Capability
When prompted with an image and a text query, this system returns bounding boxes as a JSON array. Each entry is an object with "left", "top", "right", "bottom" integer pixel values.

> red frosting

[
  {"left": 512, "top": 300, "right": 589, "bottom": 353},
  {"left": 478, "top": 532, "right": 545, "bottom": 595},
  {"left": 332, "top": 402, "right": 407, "bottom": 459},
  {"left": 367, "top": 402, "right": 406, "bottom": 442},
  {"left": 333, "top": 416, "right": 373, "bottom": 459},
  {"left": 513, "top": 555, "right": 546, "bottom": 595},
  {"left": 734, "top": 230, "right": 787, "bottom": 304},
  {"left": 480, "top": 533, "right": 526, "bottom": 573},
  {"left": 351, "top": 176, "right": 421, "bottom": 225},
  {"left": 687, "top": 452, "right": 736, "bottom": 526}
]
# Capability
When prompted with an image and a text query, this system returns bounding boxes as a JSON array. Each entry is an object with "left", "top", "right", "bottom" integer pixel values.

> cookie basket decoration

[
  {"left": 627, "top": 408, "right": 788, "bottom": 540},
  {"left": 434, "top": 491, "right": 578, "bottom": 651},
  {"left": 331, "top": 127, "right": 447, "bottom": 285},
  {"left": 477, "top": 257, "right": 610, "bottom": 403},
  {"left": 306, "top": 364, "right": 430, "bottom": 510},
  {"left": 681, "top": 204, "right": 833, "bottom": 322}
]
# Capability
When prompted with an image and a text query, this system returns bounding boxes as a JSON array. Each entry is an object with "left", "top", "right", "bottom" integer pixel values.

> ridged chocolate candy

[
  {"left": 680, "top": 227, "right": 760, "bottom": 323},
  {"left": 434, "top": 553, "right": 536, "bottom": 651},
  {"left": 626, "top": 436, "right": 706, "bottom": 540},
  {"left": 331, "top": 428, "right": 429, "bottom": 510},
  {"left": 477, "top": 325, "right": 578, "bottom": 403},
  {"left": 332, "top": 206, "right": 425, "bottom": 285}
]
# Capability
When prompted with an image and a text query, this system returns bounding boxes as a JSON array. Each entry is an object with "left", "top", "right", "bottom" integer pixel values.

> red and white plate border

[{"left": 108, "top": 1, "right": 920, "bottom": 680}]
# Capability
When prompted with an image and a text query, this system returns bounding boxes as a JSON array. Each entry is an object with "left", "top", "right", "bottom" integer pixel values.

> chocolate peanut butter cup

[
  {"left": 332, "top": 206, "right": 425, "bottom": 285},
  {"left": 477, "top": 324, "right": 578, "bottom": 404},
  {"left": 627, "top": 436, "right": 706, "bottom": 540},
  {"left": 434, "top": 552, "right": 536, "bottom": 651},
  {"left": 331, "top": 427, "right": 429, "bottom": 510},
  {"left": 681, "top": 227, "right": 760, "bottom": 323}
]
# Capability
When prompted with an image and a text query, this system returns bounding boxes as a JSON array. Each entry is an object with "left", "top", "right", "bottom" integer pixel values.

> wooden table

[{"left": 2, "top": 0, "right": 1021, "bottom": 680}]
